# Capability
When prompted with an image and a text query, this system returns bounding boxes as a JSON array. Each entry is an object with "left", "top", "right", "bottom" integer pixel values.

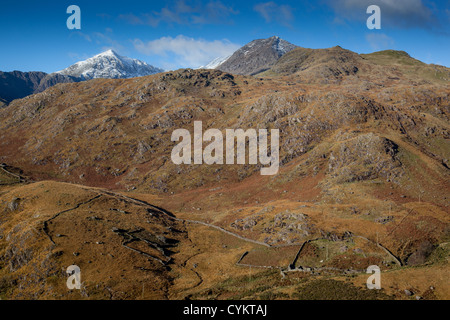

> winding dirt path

[
  {"left": 96, "top": 188, "right": 405, "bottom": 270},
  {"left": 36, "top": 184, "right": 404, "bottom": 279}
]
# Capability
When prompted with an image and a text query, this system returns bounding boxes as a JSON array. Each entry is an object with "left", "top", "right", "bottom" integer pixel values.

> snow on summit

[{"left": 56, "top": 50, "right": 163, "bottom": 80}]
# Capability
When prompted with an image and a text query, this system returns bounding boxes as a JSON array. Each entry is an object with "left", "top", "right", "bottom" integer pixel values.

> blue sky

[{"left": 1, "top": 0, "right": 449, "bottom": 72}]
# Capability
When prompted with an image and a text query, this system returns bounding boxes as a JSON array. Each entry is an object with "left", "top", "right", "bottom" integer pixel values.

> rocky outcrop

[
  {"left": 217, "top": 36, "right": 297, "bottom": 75},
  {"left": 327, "top": 133, "right": 403, "bottom": 184},
  {"left": 35, "top": 73, "right": 80, "bottom": 93}
]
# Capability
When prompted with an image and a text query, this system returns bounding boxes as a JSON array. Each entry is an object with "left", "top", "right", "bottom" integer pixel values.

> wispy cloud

[
  {"left": 365, "top": 33, "right": 395, "bottom": 50},
  {"left": 254, "top": 2, "right": 294, "bottom": 27},
  {"left": 71, "top": 29, "right": 126, "bottom": 55},
  {"left": 96, "top": 13, "right": 112, "bottom": 20},
  {"left": 120, "top": 0, "right": 238, "bottom": 27},
  {"left": 133, "top": 35, "right": 240, "bottom": 68},
  {"left": 120, "top": 13, "right": 145, "bottom": 25},
  {"left": 327, "top": 0, "right": 438, "bottom": 30},
  {"left": 71, "top": 32, "right": 92, "bottom": 42},
  {"left": 67, "top": 52, "right": 92, "bottom": 62},
  {"left": 192, "top": 1, "right": 239, "bottom": 24},
  {"left": 93, "top": 32, "right": 126, "bottom": 54}
]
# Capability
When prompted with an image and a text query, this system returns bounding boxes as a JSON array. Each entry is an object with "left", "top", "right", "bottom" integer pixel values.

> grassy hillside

[{"left": 0, "top": 48, "right": 449, "bottom": 300}]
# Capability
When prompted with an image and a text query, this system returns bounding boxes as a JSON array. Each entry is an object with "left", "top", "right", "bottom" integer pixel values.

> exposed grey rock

[
  {"left": 35, "top": 73, "right": 80, "bottom": 93},
  {"left": 7, "top": 198, "right": 20, "bottom": 211},
  {"left": 216, "top": 36, "right": 297, "bottom": 76},
  {"left": 375, "top": 216, "right": 395, "bottom": 224}
]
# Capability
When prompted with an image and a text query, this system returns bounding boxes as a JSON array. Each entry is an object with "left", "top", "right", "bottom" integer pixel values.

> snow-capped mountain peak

[
  {"left": 98, "top": 49, "right": 117, "bottom": 57},
  {"left": 56, "top": 50, "right": 163, "bottom": 80}
]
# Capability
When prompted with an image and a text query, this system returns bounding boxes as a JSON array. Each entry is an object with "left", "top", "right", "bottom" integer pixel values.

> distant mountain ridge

[
  {"left": 0, "top": 50, "right": 163, "bottom": 103},
  {"left": 0, "top": 71, "right": 47, "bottom": 103},
  {"left": 0, "top": 71, "right": 79, "bottom": 104},
  {"left": 2, "top": 39, "right": 449, "bottom": 104}
]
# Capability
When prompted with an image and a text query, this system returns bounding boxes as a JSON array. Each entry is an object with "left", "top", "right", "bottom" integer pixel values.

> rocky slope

[
  {"left": 36, "top": 73, "right": 81, "bottom": 93},
  {"left": 0, "top": 64, "right": 447, "bottom": 196},
  {"left": 213, "top": 36, "right": 297, "bottom": 75},
  {"left": 0, "top": 44, "right": 449, "bottom": 300},
  {"left": 0, "top": 181, "right": 186, "bottom": 299},
  {"left": 262, "top": 46, "right": 450, "bottom": 84}
]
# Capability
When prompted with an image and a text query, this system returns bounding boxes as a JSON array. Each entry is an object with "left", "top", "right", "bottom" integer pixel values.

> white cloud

[
  {"left": 254, "top": 2, "right": 294, "bottom": 27},
  {"left": 133, "top": 35, "right": 241, "bottom": 68}
]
